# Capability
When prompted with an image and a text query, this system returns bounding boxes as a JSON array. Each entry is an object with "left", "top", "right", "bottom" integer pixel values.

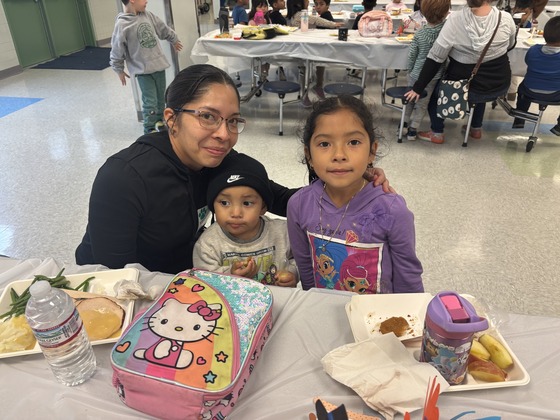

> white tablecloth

[
  {"left": 191, "top": 28, "right": 533, "bottom": 77},
  {"left": 1, "top": 257, "right": 559, "bottom": 419}
]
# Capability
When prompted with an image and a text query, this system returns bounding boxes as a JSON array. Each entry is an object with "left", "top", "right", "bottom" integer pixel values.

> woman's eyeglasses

[{"left": 174, "top": 109, "right": 246, "bottom": 134}]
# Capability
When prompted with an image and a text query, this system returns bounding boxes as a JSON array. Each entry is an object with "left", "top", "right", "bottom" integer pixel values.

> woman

[
  {"left": 76, "top": 64, "right": 390, "bottom": 274},
  {"left": 404, "top": 0, "right": 517, "bottom": 143}
]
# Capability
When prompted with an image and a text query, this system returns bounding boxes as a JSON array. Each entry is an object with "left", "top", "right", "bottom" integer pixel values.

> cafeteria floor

[{"left": 1, "top": 36, "right": 559, "bottom": 319}]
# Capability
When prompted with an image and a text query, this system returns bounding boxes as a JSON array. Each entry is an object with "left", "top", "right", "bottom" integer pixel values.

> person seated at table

[
  {"left": 401, "top": 0, "right": 427, "bottom": 33},
  {"left": 287, "top": 0, "right": 341, "bottom": 29},
  {"left": 249, "top": 0, "right": 272, "bottom": 25},
  {"left": 287, "top": 95, "right": 424, "bottom": 294},
  {"left": 75, "top": 64, "right": 392, "bottom": 274},
  {"left": 404, "top": 0, "right": 517, "bottom": 144},
  {"left": 386, "top": 0, "right": 408, "bottom": 13},
  {"left": 269, "top": 0, "right": 287, "bottom": 25},
  {"left": 233, "top": 0, "right": 250, "bottom": 25},
  {"left": 287, "top": 0, "right": 341, "bottom": 107},
  {"left": 512, "top": 16, "right": 560, "bottom": 136},
  {"left": 314, "top": 0, "right": 334, "bottom": 29},
  {"left": 352, "top": 0, "right": 377, "bottom": 30},
  {"left": 403, "top": 0, "right": 450, "bottom": 141},
  {"left": 193, "top": 153, "right": 298, "bottom": 287}
]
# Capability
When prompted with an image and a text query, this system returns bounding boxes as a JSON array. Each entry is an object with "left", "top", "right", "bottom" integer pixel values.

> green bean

[{"left": 0, "top": 270, "right": 96, "bottom": 321}]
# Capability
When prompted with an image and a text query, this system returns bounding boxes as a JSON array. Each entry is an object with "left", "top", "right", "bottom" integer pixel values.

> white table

[
  {"left": 328, "top": 0, "right": 468, "bottom": 12},
  {"left": 192, "top": 28, "right": 533, "bottom": 79},
  {"left": 1, "top": 257, "right": 560, "bottom": 419}
]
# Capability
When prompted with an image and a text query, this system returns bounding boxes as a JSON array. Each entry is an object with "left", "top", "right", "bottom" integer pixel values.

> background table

[
  {"left": 1, "top": 257, "right": 559, "bottom": 419},
  {"left": 192, "top": 28, "right": 533, "bottom": 78}
]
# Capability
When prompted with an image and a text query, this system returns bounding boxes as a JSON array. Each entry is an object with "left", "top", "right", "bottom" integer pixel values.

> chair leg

[
  {"left": 527, "top": 106, "right": 546, "bottom": 152},
  {"left": 462, "top": 104, "right": 475, "bottom": 147},
  {"left": 278, "top": 94, "right": 285, "bottom": 136},
  {"left": 398, "top": 106, "right": 407, "bottom": 143}
]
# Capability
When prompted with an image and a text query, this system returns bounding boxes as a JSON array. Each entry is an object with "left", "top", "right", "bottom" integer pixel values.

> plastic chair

[
  {"left": 496, "top": 96, "right": 560, "bottom": 152},
  {"left": 262, "top": 81, "right": 301, "bottom": 136},
  {"left": 323, "top": 83, "right": 364, "bottom": 97}
]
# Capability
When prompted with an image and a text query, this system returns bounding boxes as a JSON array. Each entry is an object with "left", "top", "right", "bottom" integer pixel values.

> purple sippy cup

[{"left": 420, "top": 291, "right": 488, "bottom": 385}]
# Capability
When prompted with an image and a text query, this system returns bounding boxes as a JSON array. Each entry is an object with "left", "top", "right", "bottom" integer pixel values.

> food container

[{"left": 420, "top": 291, "right": 488, "bottom": 385}]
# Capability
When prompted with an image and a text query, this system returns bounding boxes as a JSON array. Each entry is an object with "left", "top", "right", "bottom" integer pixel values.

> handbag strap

[{"left": 468, "top": 11, "right": 502, "bottom": 83}]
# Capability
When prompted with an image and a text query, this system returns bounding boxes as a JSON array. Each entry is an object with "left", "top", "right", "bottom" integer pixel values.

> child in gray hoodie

[{"left": 110, "top": 0, "right": 182, "bottom": 133}]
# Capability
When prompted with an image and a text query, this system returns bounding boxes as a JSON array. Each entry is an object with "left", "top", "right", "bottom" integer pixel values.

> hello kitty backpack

[
  {"left": 358, "top": 10, "right": 393, "bottom": 37},
  {"left": 110, "top": 269, "right": 273, "bottom": 420}
]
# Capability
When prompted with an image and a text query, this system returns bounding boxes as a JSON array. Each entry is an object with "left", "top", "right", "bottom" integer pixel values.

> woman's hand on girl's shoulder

[{"left": 364, "top": 167, "right": 396, "bottom": 194}]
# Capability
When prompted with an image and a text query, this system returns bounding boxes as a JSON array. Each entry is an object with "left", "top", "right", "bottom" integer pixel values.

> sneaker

[
  {"left": 417, "top": 130, "right": 444, "bottom": 144},
  {"left": 155, "top": 121, "right": 166, "bottom": 132},
  {"left": 461, "top": 125, "right": 482, "bottom": 139},
  {"left": 551, "top": 124, "right": 560, "bottom": 136},
  {"left": 312, "top": 85, "right": 326, "bottom": 99},
  {"left": 302, "top": 94, "right": 312, "bottom": 108},
  {"left": 512, "top": 118, "right": 525, "bottom": 129},
  {"left": 407, "top": 127, "right": 417, "bottom": 141}
]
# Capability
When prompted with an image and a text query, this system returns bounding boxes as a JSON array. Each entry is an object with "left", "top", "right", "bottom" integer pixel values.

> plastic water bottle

[
  {"left": 301, "top": 10, "right": 309, "bottom": 32},
  {"left": 25, "top": 281, "right": 96, "bottom": 386}
]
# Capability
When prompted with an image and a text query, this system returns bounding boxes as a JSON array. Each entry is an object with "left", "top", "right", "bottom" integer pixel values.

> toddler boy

[
  {"left": 513, "top": 16, "right": 560, "bottom": 136},
  {"left": 193, "top": 153, "right": 298, "bottom": 287},
  {"left": 110, "top": 0, "right": 182, "bottom": 134}
]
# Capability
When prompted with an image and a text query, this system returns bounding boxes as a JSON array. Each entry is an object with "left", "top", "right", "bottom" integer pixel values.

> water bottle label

[{"left": 32, "top": 309, "right": 84, "bottom": 348}]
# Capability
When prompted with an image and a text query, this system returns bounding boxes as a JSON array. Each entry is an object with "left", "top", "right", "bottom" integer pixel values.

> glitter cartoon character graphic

[
  {"left": 313, "top": 238, "right": 348, "bottom": 289},
  {"left": 134, "top": 299, "right": 222, "bottom": 369},
  {"left": 337, "top": 252, "right": 372, "bottom": 294}
]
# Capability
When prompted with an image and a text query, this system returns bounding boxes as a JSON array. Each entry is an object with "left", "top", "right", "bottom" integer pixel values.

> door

[
  {"left": 2, "top": 0, "right": 92, "bottom": 68},
  {"left": 42, "top": 0, "right": 85, "bottom": 56},
  {"left": 2, "top": 0, "right": 53, "bottom": 67}
]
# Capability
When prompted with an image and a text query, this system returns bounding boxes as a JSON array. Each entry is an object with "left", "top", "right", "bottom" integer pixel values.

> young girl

[
  {"left": 403, "top": 0, "right": 449, "bottom": 140},
  {"left": 385, "top": 0, "right": 408, "bottom": 12},
  {"left": 287, "top": 95, "right": 424, "bottom": 294},
  {"left": 248, "top": 0, "right": 271, "bottom": 25}
]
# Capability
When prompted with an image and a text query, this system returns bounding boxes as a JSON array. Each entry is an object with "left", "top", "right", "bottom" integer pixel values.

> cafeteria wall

[
  {"left": 0, "top": 0, "right": 118, "bottom": 79},
  {"left": 0, "top": 0, "right": 200, "bottom": 80}
]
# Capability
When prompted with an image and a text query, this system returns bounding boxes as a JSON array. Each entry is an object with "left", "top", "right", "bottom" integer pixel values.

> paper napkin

[{"left": 322, "top": 334, "right": 449, "bottom": 420}]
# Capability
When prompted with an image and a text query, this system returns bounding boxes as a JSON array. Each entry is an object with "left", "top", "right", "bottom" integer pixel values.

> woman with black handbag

[{"left": 404, "top": 0, "right": 517, "bottom": 144}]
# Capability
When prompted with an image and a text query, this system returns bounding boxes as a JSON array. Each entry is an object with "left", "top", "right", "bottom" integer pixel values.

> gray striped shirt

[{"left": 408, "top": 22, "right": 446, "bottom": 81}]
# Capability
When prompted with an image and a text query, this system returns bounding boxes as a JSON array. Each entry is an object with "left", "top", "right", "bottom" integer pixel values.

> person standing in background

[{"left": 110, "top": 0, "right": 182, "bottom": 134}]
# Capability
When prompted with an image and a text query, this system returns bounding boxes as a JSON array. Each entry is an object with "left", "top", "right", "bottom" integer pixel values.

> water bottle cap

[
  {"left": 29, "top": 280, "right": 52, "bottom": 298},
  {"left": 426, "top": 291, "right": 488, "bottom": 335}
]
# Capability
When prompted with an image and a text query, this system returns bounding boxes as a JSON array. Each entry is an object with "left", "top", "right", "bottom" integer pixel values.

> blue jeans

[
  {"left": 136, "top": 70, "right": 166, "bottom": 133},
  {"left": 427, "top": 80, "right": 509, "bottom": 133}
]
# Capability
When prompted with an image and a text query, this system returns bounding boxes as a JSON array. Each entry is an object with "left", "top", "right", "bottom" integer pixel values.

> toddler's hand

[
  {"left": 274, "top": 270, "right": 297, "bottom": 288},
  {"left": 231, "top": 257, "right": 258, "bottom": 279},
  {"left": 118, "top": 71, "right": 130, "bottom": 86}
]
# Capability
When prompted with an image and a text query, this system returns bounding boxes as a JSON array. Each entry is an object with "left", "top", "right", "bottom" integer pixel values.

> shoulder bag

[{"left": 436, "top": 12, "right": 502, "bottom": 120}]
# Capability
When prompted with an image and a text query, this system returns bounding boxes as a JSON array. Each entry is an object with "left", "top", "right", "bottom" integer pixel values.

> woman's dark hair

[
  {"left": 300, "top": 95, "right": 378, "bottom": 181},
  {"left": 287, "top": 0, "right": 305, "bottom": 19},
  {"left": 165, "top": 64, "right": 241, "bottom": 110},
  {"left": 544, "top": 16, "right": 560, "bottom": 44}
]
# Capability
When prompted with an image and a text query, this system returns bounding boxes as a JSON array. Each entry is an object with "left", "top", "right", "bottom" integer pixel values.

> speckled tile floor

[{"left": 1, "top": 39, "right": 559, "bottom": 317}]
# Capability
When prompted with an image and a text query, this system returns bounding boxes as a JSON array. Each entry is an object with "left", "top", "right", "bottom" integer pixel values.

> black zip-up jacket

[{"left": 75, "top": 131, "right": 296, "bottom": 274}]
